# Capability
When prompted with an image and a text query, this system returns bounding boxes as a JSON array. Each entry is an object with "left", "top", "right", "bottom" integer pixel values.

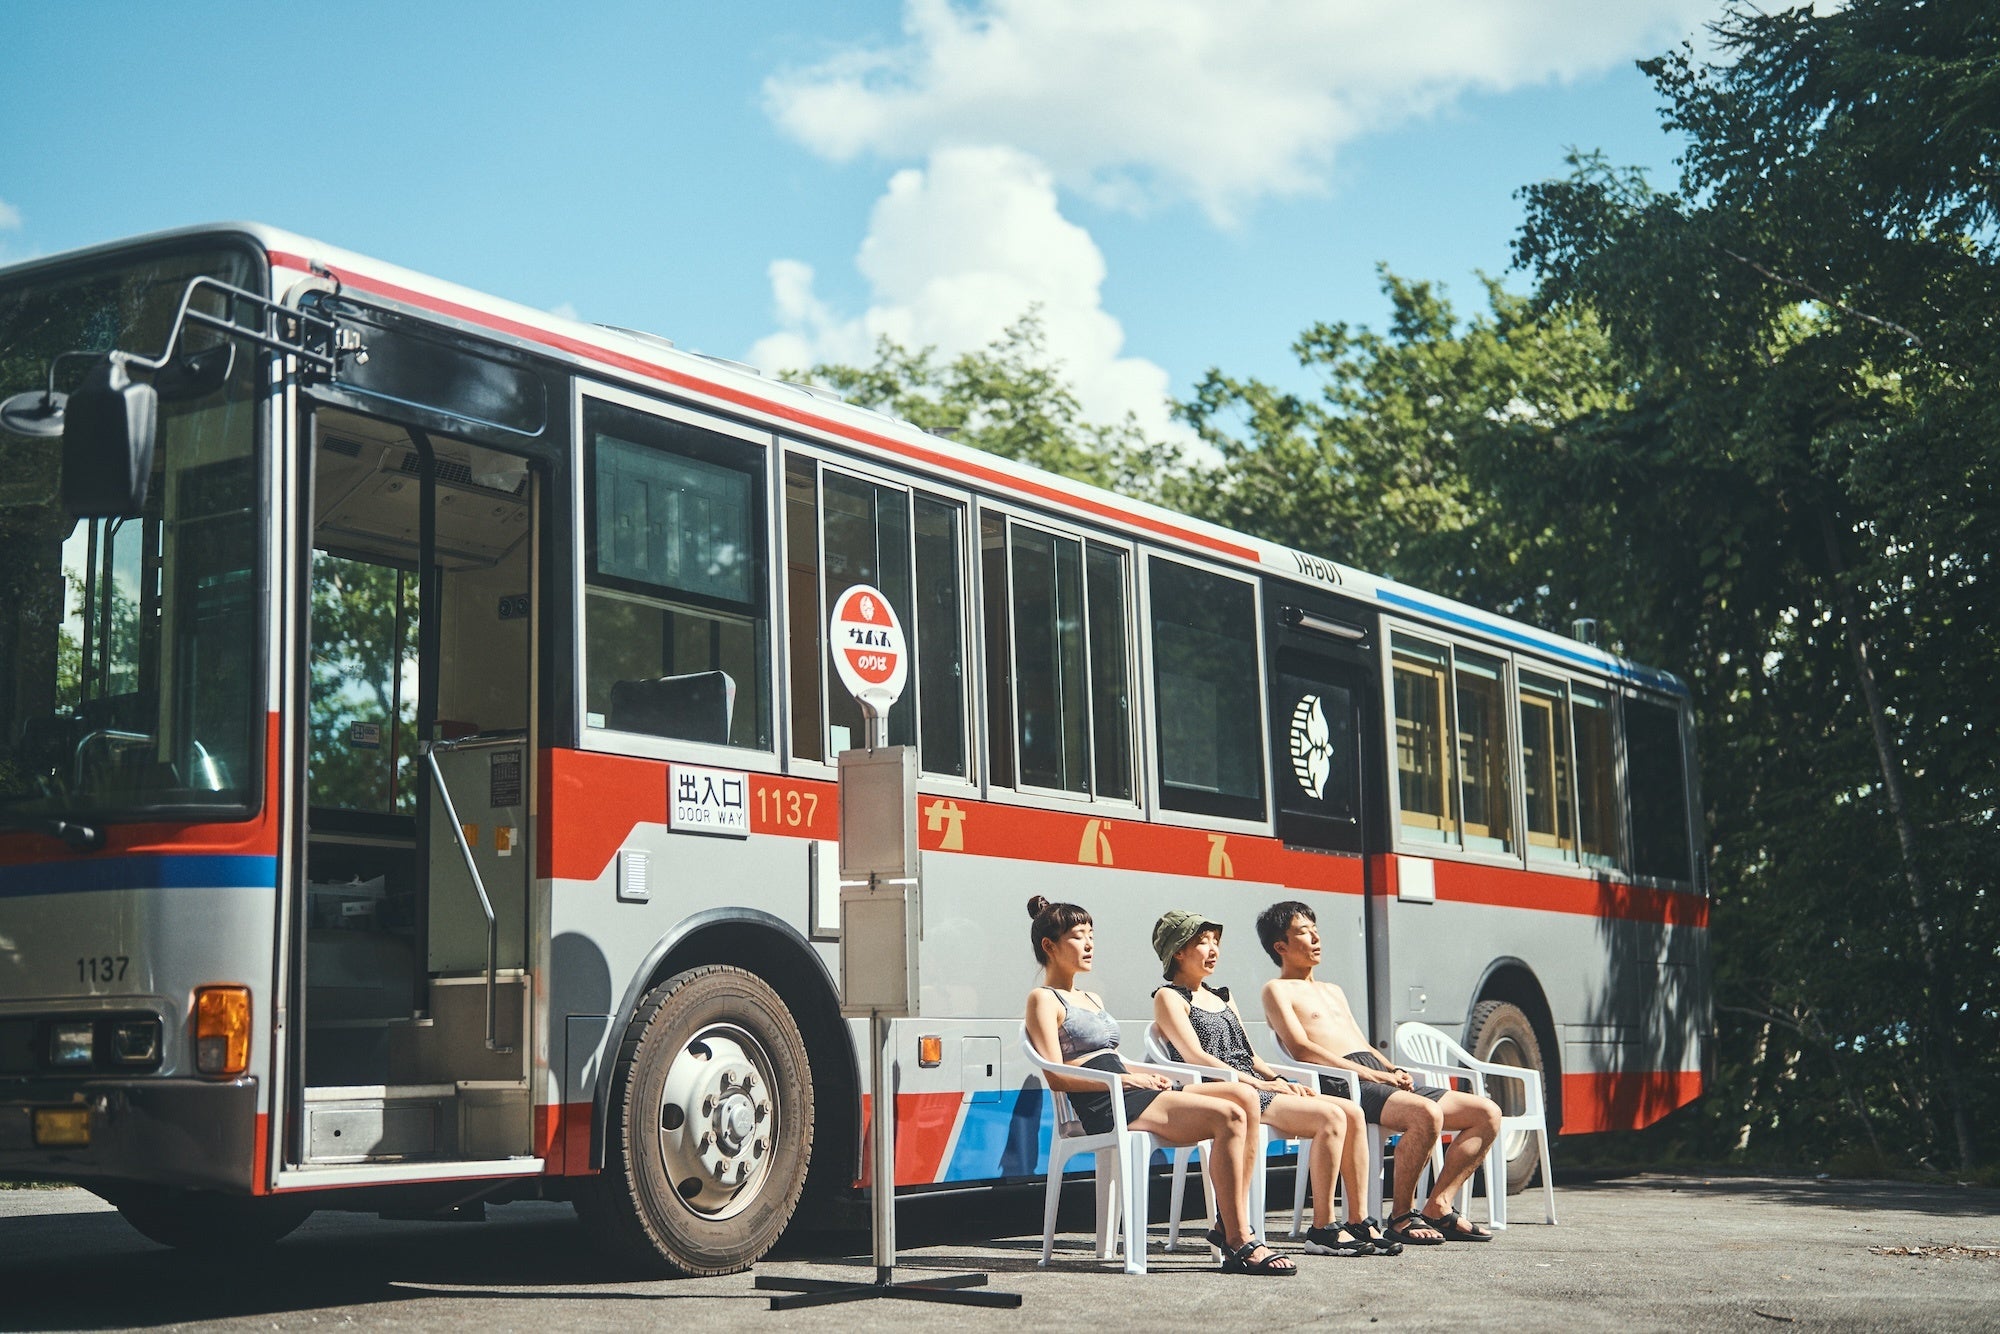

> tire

[
  {"left": 109, "top": 1186, "right": 312, "bottom": 1251},
  {"left": 1464, "top": 999, "right": 1546, "bottom": 1195},
  {"left": 576, "top": 964, "right": 814, "bottom": 1277}
]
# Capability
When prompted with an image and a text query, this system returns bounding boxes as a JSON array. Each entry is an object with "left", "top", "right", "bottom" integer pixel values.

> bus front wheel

[
  {"left": 578, "top": 964, "right": 815, "bottom": 1277},
  {"left": 1464, "top": 999, "right": 1546, "bottom": 1195}
]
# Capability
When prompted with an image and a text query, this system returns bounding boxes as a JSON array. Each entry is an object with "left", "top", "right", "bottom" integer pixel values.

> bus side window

[
  {"left": 1084, "top": 542, "right": 1133, "bottom": 802},
  {"left": 913, "top": 497, "right": 967, "bottom": 778},
  {"left": 784, "top": 454, "right": 824, "bottom": 762},
  {"left": 1571, "top": 683, "right": 1622, "bottom": 870},
  {"left": 981, "top": 512, "right": 1015, "bottom": 788},
  {"left": 1624, "top": 695, "right": 1693, "bottom": 882},
  {"left": 821, "top": 470, "right": 916, "bottom": 755},
  {"left": 1454, "top": 648, "right": 1515, "bottom": 856},
  {"left": 1392, "top": 635, "right": 1454, "bottom": 845},
  {"left": 583, "top": 399, "right": 772, "bottom": 751},
  {"left": 1519, "top": 671, "right": 1577, "bottom": 864},
  {"left": 1148, "top": 557, "right": 1264, "bottom": 822}
]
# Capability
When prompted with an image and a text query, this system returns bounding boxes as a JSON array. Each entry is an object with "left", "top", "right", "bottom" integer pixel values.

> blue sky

[{"left": 0, "top": 1, "right": 1725, "bottom": 444}]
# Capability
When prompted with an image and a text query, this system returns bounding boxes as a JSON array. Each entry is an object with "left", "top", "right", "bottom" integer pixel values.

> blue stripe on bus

[
  {"left": 1373, "top": 587, "right": 1690, "bottom": 697},
  {"left": 939, "top": 1085, "right": 1292, "bottom": 1183},
  {"left": 0, "top": 854, "right": 278, "bottom": 899}
]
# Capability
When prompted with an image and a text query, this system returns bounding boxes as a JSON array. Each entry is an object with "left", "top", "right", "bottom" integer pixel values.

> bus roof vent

[
  {"left": 689, "top": 352, "right": 763, "bottom": 378},
  {"left": 781, "top": 379, "right": 846, "bottom": 404},
  {"left": 1570, "top": 617, "right": 1600, "bottom": 646},
  {"left": 594, "top": 324, "right": 676, "bottom": 353}
]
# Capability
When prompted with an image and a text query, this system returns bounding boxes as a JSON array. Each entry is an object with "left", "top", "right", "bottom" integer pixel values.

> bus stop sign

[{"left": 828, "top": 584, "right": 907, "bottom": 721}]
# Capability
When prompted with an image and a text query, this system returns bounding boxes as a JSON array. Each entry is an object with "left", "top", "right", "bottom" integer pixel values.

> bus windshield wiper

[{"left": 0, "top": 810, "right": 105, "bottom": 852}]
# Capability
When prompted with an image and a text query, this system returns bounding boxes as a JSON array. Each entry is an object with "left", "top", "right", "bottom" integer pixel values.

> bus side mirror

[{"left": 62, "top": 357, "right": 157, "bottom": 517}]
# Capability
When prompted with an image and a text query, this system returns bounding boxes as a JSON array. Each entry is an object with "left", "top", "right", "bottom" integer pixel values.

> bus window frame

[
  {"left": 775, "top": 439, "right": 978, "bottom": 791},
  {"left": 973, "top": 501, "right": 1143, "bottom": 816},
  {"left": 1137, "top": 549, "right": 1273, "bottom": 837},
  {"left": 1377, "top": 612, "right": 1701, "bottom": 891},
  {"left": 571, "top": 378, "right": 784, "bottom": 773}
]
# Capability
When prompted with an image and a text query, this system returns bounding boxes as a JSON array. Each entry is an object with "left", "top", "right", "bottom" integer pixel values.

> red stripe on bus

[
  {"left": 266, "top": 251, "right": 1260, "bottom": 565},
  {"left": 1420, "top": 858, "right": 1709, "bottom": 929},
  {"left": 1560, "top": 1069, "right": 1703, "bottom": 1133},
  {"left": 252, "top": 1112, "right": 271, "bottom": 1194},
  {"left": 859, "top": 1091, "right": 963, "bottom": 1187},
  {"left": 542, "top": 751, "right": 1703, "bottom": 926},
  {"left": 0, "top": 713, "right": 283, "bottom": 861}
]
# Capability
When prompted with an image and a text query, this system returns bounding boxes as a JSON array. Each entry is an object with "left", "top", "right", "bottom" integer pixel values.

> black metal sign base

[{"left": 757, "top": 1266, "right": 1021, "bottom": 1311}]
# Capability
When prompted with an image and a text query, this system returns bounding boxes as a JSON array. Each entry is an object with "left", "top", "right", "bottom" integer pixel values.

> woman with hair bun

[{"left": 1023, "top": 896, "right": 1295, "bottom": 1276}]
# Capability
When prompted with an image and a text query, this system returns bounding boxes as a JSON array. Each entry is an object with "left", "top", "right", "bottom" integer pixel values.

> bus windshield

[{"left": 0, "top": 245, "right": 265, "bottom": 824}]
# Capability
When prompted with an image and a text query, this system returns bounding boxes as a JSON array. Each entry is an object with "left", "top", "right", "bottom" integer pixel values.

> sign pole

[{"left": 757, "top": 586, "right": 1018, "bottom": 1312}]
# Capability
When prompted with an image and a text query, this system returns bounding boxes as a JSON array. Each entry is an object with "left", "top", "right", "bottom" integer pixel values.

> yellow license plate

[{"left": 32, "top": 1107, "right": 90, "bottom": 1147}]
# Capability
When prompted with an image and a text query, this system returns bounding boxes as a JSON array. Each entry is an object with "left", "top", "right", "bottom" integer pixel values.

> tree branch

[{"left": 1717, "top": 247, "right": 1928, "bottom": 351}]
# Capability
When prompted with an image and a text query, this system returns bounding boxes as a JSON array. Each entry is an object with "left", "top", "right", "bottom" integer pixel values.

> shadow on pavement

[{"left": 1560, "top": 1172, "right": 2000, "bottom": 1218}]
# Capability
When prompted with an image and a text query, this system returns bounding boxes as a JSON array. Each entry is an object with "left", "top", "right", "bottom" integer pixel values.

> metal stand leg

[{"left": 756, "top": 1011, "right": 1021, "bottom": 1311}]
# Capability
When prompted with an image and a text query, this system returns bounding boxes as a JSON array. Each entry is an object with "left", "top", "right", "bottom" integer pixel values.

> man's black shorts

[{"left": 1319, "top": 1051, "right": 1449, "bottom": 1123}]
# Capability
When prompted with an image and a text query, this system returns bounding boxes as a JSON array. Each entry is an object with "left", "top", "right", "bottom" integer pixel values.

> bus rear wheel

[
  {"left": 1464, "top": 999, "right": 1546, "bottom": 1195},
  {"left": 578, "top": 964, "right": 814, "bottom": 1277},
  {"left": 108, "top": 1185, "right": 312, "bottom": 1252}
]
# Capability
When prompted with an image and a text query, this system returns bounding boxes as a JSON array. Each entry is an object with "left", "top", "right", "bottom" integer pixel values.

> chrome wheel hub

[{"left": 655, "top": 1023, "right": 778, "bottom": 1219}]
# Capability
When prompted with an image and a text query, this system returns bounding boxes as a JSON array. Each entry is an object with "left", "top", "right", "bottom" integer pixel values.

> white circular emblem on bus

[
  {"left": 1290, "top": 694, "right": 1331, "bottom": 799},
  {"left": 828, "top": 583, "right": 908, "bottom": 719}
]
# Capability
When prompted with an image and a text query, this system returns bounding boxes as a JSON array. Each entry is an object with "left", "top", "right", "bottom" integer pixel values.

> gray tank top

[{"left": 1048, "top": 988, "right": 1123, "bottom": 1061}]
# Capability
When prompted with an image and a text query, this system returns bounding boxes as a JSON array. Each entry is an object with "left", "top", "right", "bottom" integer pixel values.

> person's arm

[
  {"left": 1152, "top": 988, "right": 1234, "bottom": 1074},
  {"left": 1230, "top": 995, "right": 1310, "bottom": 1094},
  {"left": 1263, "top": 986, "right": 1400, "bottom": 1083}
]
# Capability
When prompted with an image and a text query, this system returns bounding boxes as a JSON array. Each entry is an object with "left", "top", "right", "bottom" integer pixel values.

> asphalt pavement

[{"left": 1, "top": 1172, "right": 1996, "bottom": 1332}]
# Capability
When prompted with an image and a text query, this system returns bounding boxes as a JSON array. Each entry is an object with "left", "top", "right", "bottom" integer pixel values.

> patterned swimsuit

[
  {"left": 1046, "top": 988, "right": 1163, "bottom": 1135},
  {"left": 1157, "top": 983, "right": 1278, "bottom": 1111}
]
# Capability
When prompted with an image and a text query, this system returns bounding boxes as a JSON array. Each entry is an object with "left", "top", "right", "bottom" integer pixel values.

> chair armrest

[
  {"left": 1264, "top": 1056, "right": 1363, "bottom": 1102},
  {"left": 1145, "top": 1057, "right": 1239, "bottom": 1085},
  {"left": 1399, "top": 1058, "right": 1479, "bottom": 1093}
]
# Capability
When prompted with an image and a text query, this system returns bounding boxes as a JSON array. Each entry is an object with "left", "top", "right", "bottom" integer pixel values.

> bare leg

[
  {"left": 1422, "top": 1091, "right": 1503, "bottom": 1226},
  {"left": 1262, "top": 1094, "right": 1346, "bottom": 1230},
  {"left": 1130, "top": 1083, "right": 1270, "bottom": 1249},
  {"left": 1377, "top": 1093, "right": 1446, "bottom": 1241},
  {"left": 1336, "top": 1100, "right": 1371, "bottom": 1222}
]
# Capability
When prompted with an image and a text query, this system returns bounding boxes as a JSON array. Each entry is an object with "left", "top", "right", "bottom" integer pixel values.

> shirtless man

[{"left": 1257, "top": 899, "right": 1501, "bottom": 1246}]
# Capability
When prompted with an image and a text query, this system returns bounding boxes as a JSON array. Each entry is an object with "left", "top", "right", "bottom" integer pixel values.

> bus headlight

[
  {"left": 110, "top": 1018, "right": 161, "bottom": 1065},
  {"left": 194, "top": 986, "right": 251, "bottom": 1077},
  {"left": 48, "top": 1021, "right": 95, "bottom": 1068}
]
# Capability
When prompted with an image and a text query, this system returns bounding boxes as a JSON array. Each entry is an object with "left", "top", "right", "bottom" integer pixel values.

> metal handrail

[{"left": 424, "top": 741, "right": 512, "bottom": 1054}]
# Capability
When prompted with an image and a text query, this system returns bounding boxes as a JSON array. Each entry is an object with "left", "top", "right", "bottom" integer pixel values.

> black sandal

[
  {"left": 1385, "top": 1210, "right": 1447, "bottom": 1246},
  {"left": 1427, "top": 1208, "right": 1493, "bottom": 1242},
  {"left": 1220, "top": 1238, "right": 1298, "bottom": 1276},
  {"left": 1300, "top": 1222, "right": 1372, "bottom": 1257},
  {"left": 1347, "top": 1216, "right": 1404, "bottom": 1256}
]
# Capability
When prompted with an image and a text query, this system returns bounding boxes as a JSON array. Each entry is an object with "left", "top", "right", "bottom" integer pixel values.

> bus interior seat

[{"left": 608, "top": 670, "right": 736, "bottom": 744}]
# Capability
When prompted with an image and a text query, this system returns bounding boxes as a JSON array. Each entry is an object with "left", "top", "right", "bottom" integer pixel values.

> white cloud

[
  {"left": 747, "top": 146, "right": 1187, "bottom": 447},
  {"left": 767, "top": 0, "right": 1722, "bottom": 224},
  {"left": 0, "top": 198, "right": 21, "bottom": 231}
]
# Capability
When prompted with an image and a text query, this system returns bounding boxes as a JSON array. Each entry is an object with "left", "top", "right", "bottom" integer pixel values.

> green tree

[{"left": 800, "top": 312, "right": 1182, "bottom": 500}]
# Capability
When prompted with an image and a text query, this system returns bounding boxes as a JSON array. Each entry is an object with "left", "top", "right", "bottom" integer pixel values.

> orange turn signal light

[
  {"left": 33, "top": 1107, "right": 91, "bottom": 1147},
  {"left": 194, "top": 985, "right": 251, "bottom": 1077},
  {"left": 917, "top": 1036, "right": 942, "bottom": 1068}
]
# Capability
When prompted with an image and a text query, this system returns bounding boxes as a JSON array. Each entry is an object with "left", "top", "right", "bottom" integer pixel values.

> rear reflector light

[{"left": 194, "top": 986, "right": 251, "bottom": 1077}]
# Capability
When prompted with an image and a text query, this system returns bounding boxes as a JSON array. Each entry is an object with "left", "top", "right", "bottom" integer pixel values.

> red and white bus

[{"left": 0, "top": 225, "right": 1707, "bottom": 1272}]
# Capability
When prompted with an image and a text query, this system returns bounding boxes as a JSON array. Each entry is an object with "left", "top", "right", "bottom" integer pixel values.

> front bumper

[{"left": 0, "top": 1076, "right": 259, "bottom": 1193}]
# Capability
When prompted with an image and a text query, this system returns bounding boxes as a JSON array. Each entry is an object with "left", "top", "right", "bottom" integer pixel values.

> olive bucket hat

[{"left": 1152, "top": 909, "right": 1223, "bottom": 979}]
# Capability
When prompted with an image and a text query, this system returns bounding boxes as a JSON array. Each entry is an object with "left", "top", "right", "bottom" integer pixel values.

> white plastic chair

[
  {"left": 1266, "top": 1035, "right": 1397, "bottom": 1228},
  {"left": 1142, "top": 1023, "right": 1279, "bottom": 1250},
  {"left": 1393, "top": 1021, "right": 1557, "bottom": 1228},
  {"left": 1019, "top": 1026, "right": 1182, "bottom": 1273}
]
